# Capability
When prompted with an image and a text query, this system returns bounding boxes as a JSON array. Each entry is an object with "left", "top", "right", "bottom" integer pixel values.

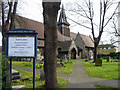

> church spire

[
  {"left": 58, "top": 5, "right": 70, "bottom": 37},
  {"left": 58, "top": 5, "right": 70, "bottom": 26}
]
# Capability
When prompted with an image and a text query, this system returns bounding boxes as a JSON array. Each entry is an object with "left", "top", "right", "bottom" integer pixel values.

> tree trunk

[
  {"left": 9, "top": 2, "right": 18, "bottom": 30},
  {"left": 42, "top": 2, "right": 61, "bottom": 88},
  {"left": 1, "top": 2, "right": 18, "bottom": 88},
  {"left": 93, "top": 43, "right": 98, "bottom": 63},
  {"left": 93, "top": 38, "right": 98, "bottom": 63}
]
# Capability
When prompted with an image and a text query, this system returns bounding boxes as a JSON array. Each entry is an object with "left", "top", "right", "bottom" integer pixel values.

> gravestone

[
  {"left": 107, "top": 56, "right": 110, "bottom": 62},
  {"left": 85, "top": 59, "right": 89, "bottom": 62},
  {"left": 40, "top": 70, "right": 45, "bottom": 80},
  {"left": 12, "top": 69, "right": 21, "bottom": 80},
  {"left": 12, "top": 69, "right": 28, "bottom": 83},
  {"left": 95, "top": 58, "right": 102, "bottom": 66}
]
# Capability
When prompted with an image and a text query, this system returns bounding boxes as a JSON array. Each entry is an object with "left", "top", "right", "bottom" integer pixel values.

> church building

[{"left": 13, "top": 5, "right": 94, "bottom": 60}]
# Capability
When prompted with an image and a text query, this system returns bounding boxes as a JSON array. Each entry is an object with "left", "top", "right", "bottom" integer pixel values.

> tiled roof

[
  {"left": 15, "top": 15, "right": 94, "bottom": 48},
  {"left": 70, "top": 32, "right": 76, "bottom": 39},
  {"left": 58, "top": 41, "right": 72, "bottom": 52},
  {"left": 70, "top": 32, "right": 94, "bottom": 48},
  {"left": 80, "top": 34, "right": 94, "bottom": 48},
  {"left": 15, "top": 15, "right": 44, "bottom": 39}
]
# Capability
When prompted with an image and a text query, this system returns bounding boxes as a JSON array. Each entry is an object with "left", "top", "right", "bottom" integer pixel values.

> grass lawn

[
  {"left": 82, "top": 59, "right": 119, "bottom": 80},
  {"left": 57, "top": 60, "right": 77, "bottom": 74},
  {"left": 12, "top": 59, "right": 77, "bottom": 74},
  {"left": 12, "top": 61, "right": 43, "bottom": 70},
  {"left": 95, "top": 85, "right": 118, "bottom": 89},
  {"left": 13, "top": 68, "right": 68, "bottom": 88}
]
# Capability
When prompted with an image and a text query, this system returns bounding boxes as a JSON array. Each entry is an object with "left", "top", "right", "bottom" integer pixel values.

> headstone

[
  {"left": 40, "top": 70, "right": 45, "bottom": 80},
  {"left": 12, "top": 69, "right": 21, "bottom": 80},
  {"left": 57, "top": 63, "right": 62, "bottom": 68},
  {"left": 85, "top": 59, "right": 89, "bottom": 62},
  {"left": 95, "top": 58, "right": 102, "bottom": 66},
  {"left": 107, "top": 56, "right": 110, "bottom": 62},
  {"left": 60, "top": 62, "right": 64, "bottom": 66},
  {"left": 12, "top": 69, "right": 19, "bottom": 75}
]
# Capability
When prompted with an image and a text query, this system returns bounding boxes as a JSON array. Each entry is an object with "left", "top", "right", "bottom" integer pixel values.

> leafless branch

[
  {"left": 67, "top": 16, "right": 92, "bottom": 30},
  {"left": 75, "top": 2, "right": 90, "bottom": 19},
  {"left": 103, "top": 3, "right": 119, "bottom": 28}
]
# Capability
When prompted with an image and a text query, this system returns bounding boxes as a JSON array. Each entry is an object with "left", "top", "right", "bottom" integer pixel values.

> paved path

[
  {"left": 66, "top": 60, "right": 96, "bottom": 88},
  {"left": 66, "top": 60, "right": 119, "bottom": 88}
]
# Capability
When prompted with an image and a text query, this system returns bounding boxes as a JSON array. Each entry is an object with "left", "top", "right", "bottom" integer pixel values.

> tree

[
  {"left": 1, "top": 1, "right": 18, "bottom": 53},
  {"left": 1, "top": 0, "right": 18, "bottom": 87},
  {"left": 42, "top": 1, "right": 61, "bottom": 88},
  {"left": 66, "top": 0, "right": 119, "bottom": 63},
  {"left": 111, "top": 14, "right": 120, "bottom": 37},
  {"left": 106, "top": 4, "right": 120, "bottom": 45}
]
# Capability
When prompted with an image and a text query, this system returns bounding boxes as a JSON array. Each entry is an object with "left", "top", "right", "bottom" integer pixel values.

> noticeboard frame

[{"left": 6, "top": 29, "right": 37, "bottom": 58}]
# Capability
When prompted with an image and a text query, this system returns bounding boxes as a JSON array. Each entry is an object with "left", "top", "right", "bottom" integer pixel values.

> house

[
  {"left": 13, "top": 5, "right": 94, "bottom": 60},
  {"left": 98, "top": 44, "right": 117, "bottom": 55}
]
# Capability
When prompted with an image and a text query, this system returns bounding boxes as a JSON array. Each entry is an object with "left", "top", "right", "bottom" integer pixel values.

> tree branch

[
  {"left": 6, "top": 2, "right": 13, "bottom": 24},
  {"left": 67, "top": 16, "right": 92, "bottom": 30},
  {"left": 10, "top": 2, "right": 18, "bottom": 30},
  {"left": 103, "top": 3, "right": 119, "bottom": 28},
  {"left": 75, "top": 2, "right": 90, "bottom": 19},
  {"left": 98, "top": 1, "right": 107, "bottom": 44},
  {"left": 2, "top": 2, "right": 5, "bottom": 28},
  {"left": 88, "top": 0, "right": 95, "bottom": 39}
]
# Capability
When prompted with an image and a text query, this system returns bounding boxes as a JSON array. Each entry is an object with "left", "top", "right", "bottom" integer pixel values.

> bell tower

[{"left": 58, "top": 5, "right": 70, "bottom": 37}]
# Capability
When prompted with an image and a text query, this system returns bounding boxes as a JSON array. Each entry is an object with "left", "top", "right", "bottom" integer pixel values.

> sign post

[{"left": 6, "top": 29, "right": 37, "bottom": 89}]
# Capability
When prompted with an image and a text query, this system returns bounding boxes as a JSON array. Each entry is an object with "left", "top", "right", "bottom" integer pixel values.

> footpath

[
  {"left": 66, "top": 60, "right": 96, "bottom": 88},
  {"left": 66, "top": 60, "right": 119, "bottom": 88}
]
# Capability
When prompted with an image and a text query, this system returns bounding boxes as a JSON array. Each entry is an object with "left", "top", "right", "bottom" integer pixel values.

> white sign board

[{"left": 8, "top": 37, "right": 35, "bottom": 57}]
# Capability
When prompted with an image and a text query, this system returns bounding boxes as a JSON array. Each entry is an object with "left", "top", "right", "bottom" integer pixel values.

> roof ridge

[{"left": 16, "top": 15, "right": 43, "bottom": 24}]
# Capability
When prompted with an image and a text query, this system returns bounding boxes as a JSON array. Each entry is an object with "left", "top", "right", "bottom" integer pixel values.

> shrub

[
  {"left": 64, "top": 60, "right": 72, "bottom": 64},
  {"left": 35, "top": 64, "right": 43, "bottom": 69},
  {"left": 1, "top": 53, "right": 10, "bottom": 89}
]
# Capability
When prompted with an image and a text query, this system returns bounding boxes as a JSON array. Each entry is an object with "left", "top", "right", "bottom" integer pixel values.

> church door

[{"left": 71, "top": 48, "right": 76, "bottom": 59}]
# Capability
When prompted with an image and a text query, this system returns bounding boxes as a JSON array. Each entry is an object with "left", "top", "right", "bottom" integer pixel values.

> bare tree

[
  {"left": 42, "top": 1, "right": 61, "bottom": 88},
  {"left": 66, "top": 0, "right": 119, "bottom": 63},
  {"left": 111, "top": 16, "right": 120, "bottom": 37},
  {"left": 1, "top": 0, "right": 18, "bottom": 87},
  {"left": 1, "top": 1, "right": 18, "bottom": 53}
]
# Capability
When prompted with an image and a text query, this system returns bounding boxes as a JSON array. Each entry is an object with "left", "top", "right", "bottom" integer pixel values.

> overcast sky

[{"left": 0, "top": 0, "right": 119, "bottom": 46}]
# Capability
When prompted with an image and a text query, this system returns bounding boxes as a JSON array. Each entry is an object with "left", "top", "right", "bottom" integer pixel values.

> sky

[{"left": 0, "top": 0, "right": 119, "bottom": 47}]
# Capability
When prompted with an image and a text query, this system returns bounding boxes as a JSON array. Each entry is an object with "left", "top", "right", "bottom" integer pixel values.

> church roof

[
  {"left": 70, "top": 32, "right": 94, "bottom": 48},
  {"left": 14, "top": 15, "right": 71, "bottom": 47},
  {"left": 58, "top": 41, "right": 72, "bottom": 52},
  {"left": 14, "top": 15, "right": 93, "bottom": 48}
]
